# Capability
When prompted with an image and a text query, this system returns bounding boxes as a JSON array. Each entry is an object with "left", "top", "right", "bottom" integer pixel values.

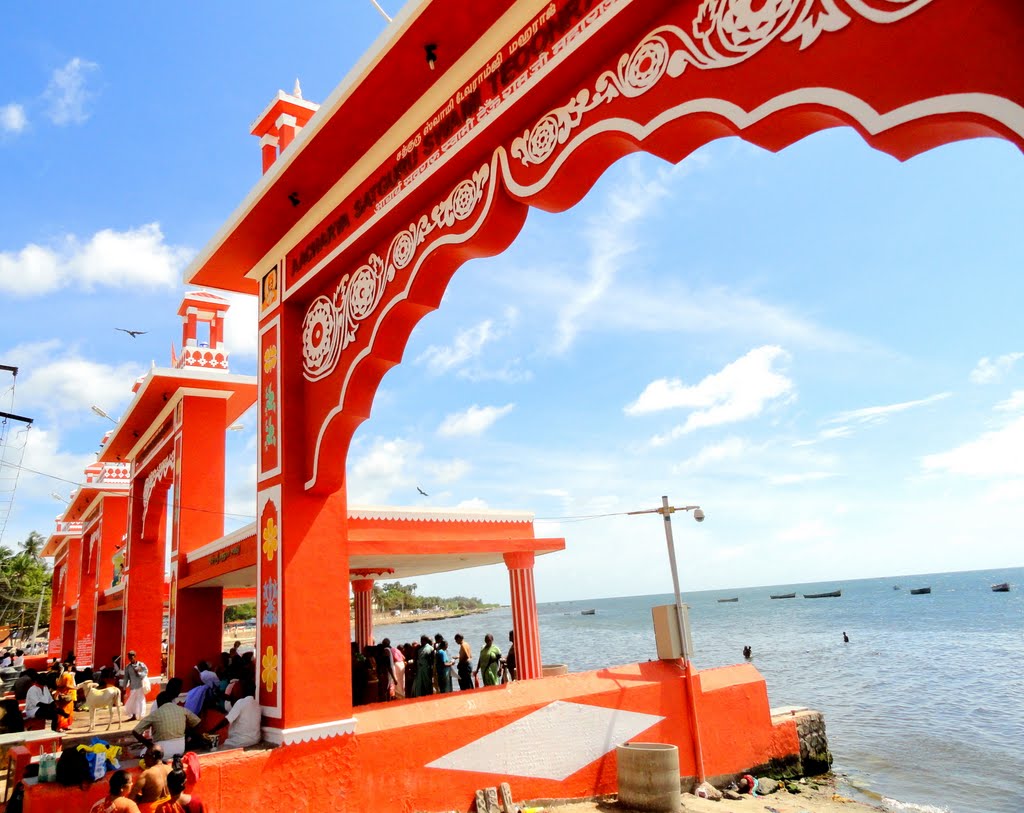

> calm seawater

[{"left": 382, "top": 567, "right": 1024, "bottom": 813}]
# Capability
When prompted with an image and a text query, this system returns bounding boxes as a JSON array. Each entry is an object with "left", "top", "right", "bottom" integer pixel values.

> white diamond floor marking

[{"left": 426, "top": 700, "right": 664, "bottom": 780}]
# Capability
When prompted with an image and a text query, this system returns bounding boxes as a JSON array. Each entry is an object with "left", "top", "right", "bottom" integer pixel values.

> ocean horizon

[{"left": 386, "top": 565, "right": 1023, "bottom": 813}]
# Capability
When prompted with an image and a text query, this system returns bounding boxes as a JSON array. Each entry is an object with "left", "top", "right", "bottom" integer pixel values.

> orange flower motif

[
  {"left": 261, "top": 646, "right": 278, "bottom": 694},
  {"left": 263, "top": 345, "right": 279, "bottom": 374},
  {"left": 262, "top": 516, "right": 278, "bottom": 561}
]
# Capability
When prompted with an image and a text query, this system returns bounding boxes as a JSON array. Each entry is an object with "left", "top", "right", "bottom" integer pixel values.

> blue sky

[{"left": 2, "top": 4, "right": 1023, "bottom": 604}]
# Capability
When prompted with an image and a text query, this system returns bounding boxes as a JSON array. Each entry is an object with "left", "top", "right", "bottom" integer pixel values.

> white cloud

[
  {"left": 921, "top": 415, "right": 1024, "bottom": 478},
  {"left": 220, "top": 292, "right": 259, "bottom": 357},
  {"left": 0, "top": 103, "right": 27, "bottom": 134},
  {"left": 0, "top": 223, "right": 193, "bottom": 297},
  {"left": 437, "top": 403, "right": 515, "bottom": 437},
  {"left": 416, "top": 308, "right": 522, "bottom": 379},
  {"left": 776, "top": 519, "right": 835, "bottom": 543},
  {"left": 5, "top": 427, "right": 95, "bottom": 501},
  {"left": 455, "top": 497, "right": 489, "bottom": 511},
  {"left": 982, "top": 479, "right": 1024, "bottom": 504},
  {"left": 673, "top": 437, "right": 748, "bottom": 474},
  {"left": 418, "top": 319, "right": 500, "bottom": 374},
  {"left": 767, "top": 471, "right": 835, "bottom": 486},
  {"left": 426, "top": 458, "right": 471, "bottom": 484},
  {"left": 347, "top": 437, "right": 422, "bottom": 504},
  {"left": 44, "top": 57, "right": 99, "bottom": 125},
  {"left": 628, "top": 346, "right": 792, "bottom": 442},
  {"left": 826, "top": 392, "right": 951, "bottom": 426},
  {"left": 969, "top": 352, "right": 1023, "bottom": 384},
  {"left": 554, "top": 166, "right": 670, "bottom": 353},
  {"left": 4, "top": 341, "right": 142, "bottom": 420},
  {"left": 994, "top": 390, "right": 1024, "bottom": 412}
]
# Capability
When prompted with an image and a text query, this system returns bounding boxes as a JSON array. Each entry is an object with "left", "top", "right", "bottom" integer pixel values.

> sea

[{"left": 383, "top": 566, "right": 1024, "bottom": 813}]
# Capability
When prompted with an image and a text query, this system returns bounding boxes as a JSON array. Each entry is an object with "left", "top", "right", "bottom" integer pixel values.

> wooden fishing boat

[
  {"left": 580, "top": 609, "right": 596, "bottom": 615},
  {"left": 910, "top": 587, "right": 931, "bottom": 595},
  {"left": 991, "top": 582, "right": 1010, "bottom": 592},
  {"left": 717, "top": 597, "right": 739, "bottom": 603},
  {"left": 770, "top": 592, "right": 796, "bottom": 599},
  {"left": 803, "top": 590, "right": 841, "bottom": 598}
]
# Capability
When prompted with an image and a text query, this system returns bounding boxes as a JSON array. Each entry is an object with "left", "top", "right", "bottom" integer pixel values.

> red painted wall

[{"left": 25, "top": 662, "right": 799, "bottom": 813}]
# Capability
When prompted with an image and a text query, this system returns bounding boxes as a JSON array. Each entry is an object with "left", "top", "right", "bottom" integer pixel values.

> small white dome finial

[{"left": 293, "top": 78, "right": 303, "bottom": 99}]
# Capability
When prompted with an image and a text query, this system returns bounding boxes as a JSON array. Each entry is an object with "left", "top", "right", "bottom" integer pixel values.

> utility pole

[
  {"left": 30, "top": 589, "right": 45, "bottom": 648},
  {"left": 628, "top": 496, "right": 707, "bottom": 783}
]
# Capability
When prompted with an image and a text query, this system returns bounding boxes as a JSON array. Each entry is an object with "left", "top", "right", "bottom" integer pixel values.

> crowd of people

[{"left": 352, "top": 630, "right": 517, "bottom": 706}]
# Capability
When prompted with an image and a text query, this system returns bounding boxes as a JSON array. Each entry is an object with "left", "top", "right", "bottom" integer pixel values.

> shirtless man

[
  {"left": 453, "top": 633, "right": 473, "bottom": 691},
  {"left": 133, "top": 745, "right": 171, "bottom": 807}
]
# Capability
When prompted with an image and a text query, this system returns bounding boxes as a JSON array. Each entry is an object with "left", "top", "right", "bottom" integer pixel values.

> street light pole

[{"left": 628, "top": 495, "right": 707, "bottom": 783}]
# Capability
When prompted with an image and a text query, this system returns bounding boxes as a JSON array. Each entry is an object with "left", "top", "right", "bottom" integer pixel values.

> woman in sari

[
  {"left": 54, "top": 662, "right": 76, "bottom": 731},
  {"left": 412, "top": 635, "right": 435, "bottom": 697},
  {"left": 435, "top": 640, "right": 453, "bottom": 693},
  {"left": 474, "top": 634, "right": 502, "bottom": 687}
]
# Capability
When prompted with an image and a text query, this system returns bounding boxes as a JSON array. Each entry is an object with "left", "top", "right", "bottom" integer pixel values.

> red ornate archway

[{"left": 188, "top": 0, "right": 1024, "bottom": 742}]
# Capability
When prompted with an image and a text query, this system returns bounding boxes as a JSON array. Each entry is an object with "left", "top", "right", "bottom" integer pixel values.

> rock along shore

[{"left": 533, "top": 774, "right": 885, "bottom": 813}]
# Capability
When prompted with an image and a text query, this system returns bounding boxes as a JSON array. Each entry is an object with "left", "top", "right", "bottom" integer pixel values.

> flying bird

[
  {"left": 417, "top": 486, "right": 429, "bottom": 496},
  {"left": 116, "top": 328, "right": 148, "bottom": 338}
]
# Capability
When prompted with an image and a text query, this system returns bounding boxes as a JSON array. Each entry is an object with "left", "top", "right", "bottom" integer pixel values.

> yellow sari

[{"left": 55, "top": 670, "right": 76, "bottom": 730}]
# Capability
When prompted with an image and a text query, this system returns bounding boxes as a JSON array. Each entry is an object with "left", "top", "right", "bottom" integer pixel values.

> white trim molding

[{"left": 262, "top": 717, "right": 357, "bottom": 746}]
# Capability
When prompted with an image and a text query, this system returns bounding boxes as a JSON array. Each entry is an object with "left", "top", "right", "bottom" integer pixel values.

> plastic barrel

[{"left": 616, "top": 742, "right": 681, "bottom": 812}]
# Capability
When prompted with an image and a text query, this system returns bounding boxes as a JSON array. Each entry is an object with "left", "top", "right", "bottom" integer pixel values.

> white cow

[{"left": 79, "top": 681, "right": 124, "bottom": 731}]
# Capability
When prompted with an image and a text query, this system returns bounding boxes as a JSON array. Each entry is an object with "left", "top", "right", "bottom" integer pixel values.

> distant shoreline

[{"left": 371, "top": 607, "right": 495, "bottom": 628}]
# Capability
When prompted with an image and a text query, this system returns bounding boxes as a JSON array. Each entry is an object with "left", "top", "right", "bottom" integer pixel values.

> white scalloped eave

[{"left": 347, "top": 505, "right": 534, "bottom": 523}]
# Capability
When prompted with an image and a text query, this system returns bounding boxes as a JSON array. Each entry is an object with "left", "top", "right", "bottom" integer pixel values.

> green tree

[{"left": 0, "top": 531, "right": 52, "bottom": 636}]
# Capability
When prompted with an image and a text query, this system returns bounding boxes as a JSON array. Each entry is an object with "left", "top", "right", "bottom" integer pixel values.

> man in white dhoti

[{"left": 124, "top": 650, "right": 150, "bottom": 720}]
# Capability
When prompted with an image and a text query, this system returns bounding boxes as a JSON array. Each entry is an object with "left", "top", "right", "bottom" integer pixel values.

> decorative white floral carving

[
  {"left": 302, "top": 163, "right": 491, "bottom": 382},
  {"left": 142, "top": 452, "right": 174, "bottom": 525},
  {"left": 511, "top": 0, "right": 936, "bottom": 167}
]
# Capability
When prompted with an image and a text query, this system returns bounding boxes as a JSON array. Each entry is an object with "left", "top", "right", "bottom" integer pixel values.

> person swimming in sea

[{"left": 742, "top": 645, "right": 752, "bottom": 659}]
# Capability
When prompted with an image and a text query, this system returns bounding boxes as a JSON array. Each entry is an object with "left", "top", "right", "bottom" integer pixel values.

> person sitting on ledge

[
  {"left": 133, "top": 745, "right": 172, "bottom": 813},
  {"left": 134, "top": 691, "right": 200, "bottom": 757},
  {"left": 155, "top": 754, "right": 206, "bottom": 813},
  {"left": 89, "top": 769, "right": 142, "bottom": 813},
  {"left": 208, "top": 679, "right": 261, "bottom": 749},
  {"left": 24, "top": 669, "right": 70, "bottom": 731}
]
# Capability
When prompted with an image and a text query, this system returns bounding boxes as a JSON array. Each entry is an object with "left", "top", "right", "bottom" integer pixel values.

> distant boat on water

[
  {"left": 717, "top": 597, "right": 739, "bottom": 603},
  {"left": 910, "top": 587, "right": 932, "bottom": 595},
  {"left": 803, "top": 590, "right": 841, "bottom": 599},
  {"left": 581, "top": 609, "right": 596, "bottom": 615},
  {"left": 770, "top": 592, "right": 796, "bottom": 599},
  {"left": 991, "top": 582, "right": 1011, "bottom": 592},
  {"left": 893, "top": 585, "right": 902, "bottom": 590}
]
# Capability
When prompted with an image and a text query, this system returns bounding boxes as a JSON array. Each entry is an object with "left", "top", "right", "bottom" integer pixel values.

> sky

[{"left": 1, "top": 3, "right": 1023, "bottom": 605}]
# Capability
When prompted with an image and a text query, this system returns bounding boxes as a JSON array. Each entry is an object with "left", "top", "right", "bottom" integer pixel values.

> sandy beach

[{"left": 541, "top": 776, "right": 883, "bottom": 813}]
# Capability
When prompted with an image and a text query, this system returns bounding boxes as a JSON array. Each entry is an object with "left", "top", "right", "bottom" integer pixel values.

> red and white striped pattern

[
  {"left": 504, "top": 552, "right": 541, "bottom": 680},
  {"left": 352, "top": 578, "right": 374, "bottom": 650}
]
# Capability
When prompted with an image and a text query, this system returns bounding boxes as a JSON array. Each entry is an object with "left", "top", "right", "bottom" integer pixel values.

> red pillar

[
  {"left": 60, "top": 535, "right": 82, "bottom": 662},
  {"left": 257, "top": 301, "right": 353, "bottom": 745},
  {"left": 168, "top": 396, "right": 227, "bottom": 682},
  {"left": 260, "top": 135, "right": 278, "bottom": 174},
  {"left": 75, "top": 527, "right": 99, "bottom": 668},
  {"left": 47, "top": 561, "right": 64, "bottom": 659},
  {"left": 503, "top": 552, "right": 542, "bottom": 680},
  {"left": 122, "top": 472, "right": 166, "bottom": 679},
  {"left": 352, "top": 580, "right": 374, "bottom": 650}
]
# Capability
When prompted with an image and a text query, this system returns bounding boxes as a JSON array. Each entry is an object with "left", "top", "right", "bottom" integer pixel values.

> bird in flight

[
  {"left": 115, "top": 328, "right": 148, "bottom": 338},
  {"left": 417, "top": 486, "right": 429, "bottom": 496}
]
